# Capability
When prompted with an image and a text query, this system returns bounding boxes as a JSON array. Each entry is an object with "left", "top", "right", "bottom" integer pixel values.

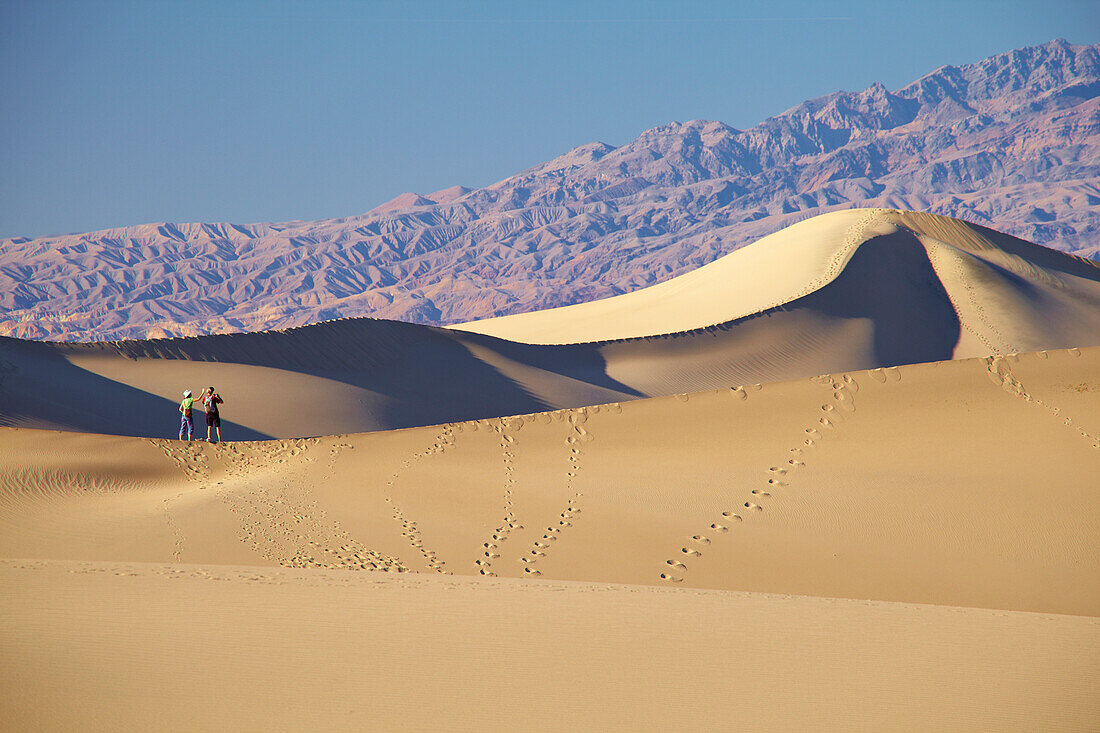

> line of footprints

[
  {"left": 986, "top": 349, "right": 1098, "bottom": 448},
  {"left": 384, "top": 424, "right": 457, "bottom": 573},
  {"left": 476, "top": 419, "right": 523, "bottom": 576},
  {"left": 519, "top": 408, "right": 592, "bottom": 576},
  {"left": 519, "top": 497, "right": 582, "bottom": 577},
  {"left": 660, "top": 370, "right": 894, "bottom": 583},
  {"left": 220, "top": 446, "right": 407, "bottom": 573}
]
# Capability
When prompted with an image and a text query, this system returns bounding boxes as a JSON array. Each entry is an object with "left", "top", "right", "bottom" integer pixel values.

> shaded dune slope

[
  {"left": 457, "top": 209, "right": 1100, "bottom": 347},
  {"left": 1, "top": 210, "right": 1097, "bottom": 439}
]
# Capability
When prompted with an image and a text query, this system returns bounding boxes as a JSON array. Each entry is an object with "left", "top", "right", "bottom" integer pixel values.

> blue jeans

[{"left": 180, "top": 413, "right": 193, "bottom": 440}]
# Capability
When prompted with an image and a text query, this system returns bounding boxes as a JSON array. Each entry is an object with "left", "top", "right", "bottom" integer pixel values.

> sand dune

[
  {"left": 457, "top": 209, "right": 1100, "bottom": 347},
  {"left": 3, "top": 208, "right": 1098, "bottom": 729},
  {"left": 1, "top": 346, "right": 1097, "bottom": 729},
  {"left": 4, "top": 347, "right": 1096, "bottom": 610},
  {"left": 2, "top": 210, "right": 1097, "bottom": 439}
]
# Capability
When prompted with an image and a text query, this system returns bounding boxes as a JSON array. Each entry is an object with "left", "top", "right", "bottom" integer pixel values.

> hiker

[
  {"left": 202, "top": 386, "right": 224, "bottom": 443},
  {"left": 179, "top": 389, "right": 194, "bottom": 441}
]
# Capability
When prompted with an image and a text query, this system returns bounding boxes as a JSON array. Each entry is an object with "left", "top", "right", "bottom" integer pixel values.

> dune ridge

[
  {"left": 2, "top": 209, "right": 1097, "bottom": 439},
  {"left": 456, "top": 208, "right": 1100, "bottom": 346}
]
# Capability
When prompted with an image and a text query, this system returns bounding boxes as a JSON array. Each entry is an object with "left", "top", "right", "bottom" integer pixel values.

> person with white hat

[{"left": 179, "top": 389, "right": 195, "bottom": 441}]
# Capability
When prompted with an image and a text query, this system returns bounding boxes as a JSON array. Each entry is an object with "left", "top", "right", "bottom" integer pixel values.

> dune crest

[
  {"left": 455, "top": 208, "right": 1100, "bottom": 350},
  {"left": 2, "top": 210, "right": 1097, "bottom": 439}
]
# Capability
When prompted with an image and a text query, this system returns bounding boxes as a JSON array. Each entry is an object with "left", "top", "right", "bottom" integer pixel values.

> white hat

[{"left": 184, "top": 389, "right": 192, "bottom": 397}]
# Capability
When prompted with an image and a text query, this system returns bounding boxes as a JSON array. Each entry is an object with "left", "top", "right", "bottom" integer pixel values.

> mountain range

[{"left": 1, "top": 38, "right": 1097, "bottom": 341}]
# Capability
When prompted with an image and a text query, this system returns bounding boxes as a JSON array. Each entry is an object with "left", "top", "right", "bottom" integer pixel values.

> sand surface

[
  {"left": 3, "top": 561, "right": 1096, "bottom": 732},
  {"left": 2, "top": 347, "right": 1098, "bottom": 729}
]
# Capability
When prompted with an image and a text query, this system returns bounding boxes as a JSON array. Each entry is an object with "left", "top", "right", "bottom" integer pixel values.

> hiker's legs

[{"left": 215, "top": 425, "right": 221, "bottom": 442}]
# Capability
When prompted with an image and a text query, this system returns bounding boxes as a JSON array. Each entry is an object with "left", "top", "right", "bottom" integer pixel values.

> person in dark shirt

[{"left": 202, "top": 386, "right": 225, "bottom": 443}]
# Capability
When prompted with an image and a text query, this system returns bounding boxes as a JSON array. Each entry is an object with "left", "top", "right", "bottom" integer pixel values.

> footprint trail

[
  {"left": 518, "top": 407, "right": 592, "bottom": 576},
  {"left": 660, "top": 373, "right": 872, "bottom": 583},
  {"left": 985, "top": 351, "right": 1099, "bottom": 448}
]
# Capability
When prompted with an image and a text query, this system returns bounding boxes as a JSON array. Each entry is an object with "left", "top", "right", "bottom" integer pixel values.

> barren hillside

[{"left": 1, "top": 40, "right": 1097, "bottom": 341}]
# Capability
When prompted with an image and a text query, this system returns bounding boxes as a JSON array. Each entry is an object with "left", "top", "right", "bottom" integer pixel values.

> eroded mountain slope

[{"left": 1, "top": 40, "right": 1097, "bottom": 341}]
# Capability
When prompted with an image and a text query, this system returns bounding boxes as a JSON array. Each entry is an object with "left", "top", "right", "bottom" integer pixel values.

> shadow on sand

[{"left": 0, "top": 338, "right": 272, "bottom": 440}]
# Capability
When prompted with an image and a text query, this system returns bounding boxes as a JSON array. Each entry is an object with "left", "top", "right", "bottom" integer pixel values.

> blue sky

[{"left": 1, "top": 0, "right": 1096, "bottom": 237}]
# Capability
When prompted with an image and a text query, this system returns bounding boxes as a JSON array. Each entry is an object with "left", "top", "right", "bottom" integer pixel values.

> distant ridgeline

[{"left": 1, "top": 39, "right": 1097, "bottom": 341}]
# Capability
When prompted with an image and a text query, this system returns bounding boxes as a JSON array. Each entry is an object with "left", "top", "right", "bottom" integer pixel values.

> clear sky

[{"left": 1, "top": 0, "right": 1096, "bottom": 238}]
